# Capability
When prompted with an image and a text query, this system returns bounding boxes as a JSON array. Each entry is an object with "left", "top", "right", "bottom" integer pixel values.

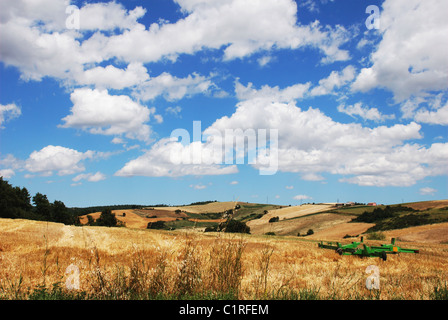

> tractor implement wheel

[
  {"left": 381, "top": 251, "right": 387, "bottom": 261},
  {"left": 336, "top": 248, "right": 343, "bottom": 255}
]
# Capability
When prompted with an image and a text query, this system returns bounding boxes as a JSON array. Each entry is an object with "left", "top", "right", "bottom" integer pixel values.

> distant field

[
  {"left": 402, "top": 200, "right": 448, "bottom": 211},
  {"left": 247, "top": 204, "right": 336, "bottom": 235},
  {"left": 78, "top": 209, "right": 181, "bottom": 229},
  {"left": 150, "top": 201, "right": 241, "bottom": 214},
  {"left": 76, "top": 200, "right": 448, "bottom": 243}
]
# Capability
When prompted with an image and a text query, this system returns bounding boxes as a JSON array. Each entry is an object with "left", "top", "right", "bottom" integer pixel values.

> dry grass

[
  {"left": 1, "top": 218, "right": 447, "bottom": 300},
  {"left": 402, "top": 200, "right": 448, "bottom": 211}
]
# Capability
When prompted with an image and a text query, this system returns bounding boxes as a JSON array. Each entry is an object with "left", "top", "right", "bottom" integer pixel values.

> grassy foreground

[{"left": 0, "top": 218, "right": 447, "bottom": 300}]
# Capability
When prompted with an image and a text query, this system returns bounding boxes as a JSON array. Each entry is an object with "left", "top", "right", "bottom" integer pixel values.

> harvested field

[
  {"left": 247, "top": 204, "right": 336, "bottom": 233},
  {"left": 1, "top": 218, "right": 447, "bottom": 300},
  {"left": 152, "top": 201, "right": 241, "bottom": 214},
  {"left": 79, "top": 210, "right": 151, "bottom": 229},
  {"left": 384, "top": 222, "right": 448, "bottom": 244},
  {"left": 79, "top": 209, "right": 188, "bottom": 229},
  {"left": 402, "top": 200, "right": 448, "bottom": 211},
  {"left": 306, "top": 222, "right": 376, "bottom": 240}
]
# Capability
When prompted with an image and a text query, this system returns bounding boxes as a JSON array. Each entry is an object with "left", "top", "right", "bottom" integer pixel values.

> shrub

[
  {"left": 367, "top": 231, "right": 386, "bottom": 240},
  {"left": 224, "top": 219, "right": 250, "bottom": 234},
  {"left": 269, "top": 216, "right": 279, "bottom": 223},
  {"left": 204, "top": 225, "right": 218, "bottom": 232},
  {"left": 147, "top": 221, "right": 167, "bottom": 230},
  {"left": 86, "top": 215, "right": 95, "bottom": 225}
]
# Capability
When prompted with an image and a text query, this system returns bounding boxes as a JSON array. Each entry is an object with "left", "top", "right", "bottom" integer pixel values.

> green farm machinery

[{"left": 318, "top": 237, "right": 419, "bottom": 261}]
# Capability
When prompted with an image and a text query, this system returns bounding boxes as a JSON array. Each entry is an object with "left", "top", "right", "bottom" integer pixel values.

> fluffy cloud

[
  {"left": 25, "top": 145, "right": 94, "bottom": 176},
  {"left": 0, "top": 168, "right": 15, "bottom": 179},
  {"left": 133, "top": 72, "right": 213, "bottom": 102},
  {"left": 310, "top": 65, "right": 356, "bottom": 96},
  {"left": 0, "top": 103, "right": 21, "bottom": 128},
  {"left": 115, "top": 138, "right": 238, "bottom": 177},
  {"left": 60, "top": 88, "right": 153, "bottom": 142},
  {"left": 1, "top": 0, "right": 351, "bottom": 85},
  {"left": 0, "top": 17, "right": 92, "bottom": 81},
  {"left": 76, "top": 2, "right": 146, "bottom": 31},
  {"left": 419, "top": 187, "right": 437, "bottom": 196},
  {"left": 352, "top": 0, "right": 448, "bottom": 102},
  {"left": 235, "top": 65, "right": 355, "bottom": 102},
  {"left": 414, "top": 102, "right": 448, "bottom": 125},
  {"left": 0, "top": 0, "right": 146, "bottom": 82},
  {"left": 72, "top": 172, "right": 106, "bottom": 182},
  {"left": 104, "top": 0, "right": 350, "bottom": 64},
  {"left": 0, "top": 154, "right": 23, "bottom": 178},
  {"left": 0, "top": 0, "right": 69, "bottom": 31},
  {"left": 337, "top": 102, "right": 395, "bottom": 122},
  {"left": 204, "top": 83, "right": 446, "bottom": 186},
  {"left": 115, "top": 75, "right": 447, "bottom": 185},
  {"left": 74, "top": 62, "right": 149, "bottom": 90},
  {"left": 235, "top": 80, "right": 310, "bottom": 102}
]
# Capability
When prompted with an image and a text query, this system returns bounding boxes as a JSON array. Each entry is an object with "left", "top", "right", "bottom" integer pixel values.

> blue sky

[{"left": 0, "top": 0, "right": 447, "bottom": 207}]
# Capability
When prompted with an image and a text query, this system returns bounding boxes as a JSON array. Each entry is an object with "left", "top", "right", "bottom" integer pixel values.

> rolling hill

[{"left": 76, "top": 199, "right": 448, "bottom": 243}]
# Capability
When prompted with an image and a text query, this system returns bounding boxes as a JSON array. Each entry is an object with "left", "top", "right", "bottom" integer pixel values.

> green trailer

[{"left": 318, "top": 237, "right": 419, "bottom": 261}]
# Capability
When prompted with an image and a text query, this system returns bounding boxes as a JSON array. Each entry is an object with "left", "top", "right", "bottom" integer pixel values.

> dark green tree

[
  {"left": 0, "top": 178, "right": 78, "bottom": 225},
  {"left": 86, "top": 215, "right": 95, "bottom": 225},
  {"left": 32, "top": 192, "right": 52, "bottom": 220},
  {"left": 52, "top": 200, "right": 75, "bottom": 224},
  {"left": 0, "top": 178, "right": 28, "bottom": 218},
  {"left": 224, "top": 219, "right": 250, "bottom": 234},
  {"left": 96, "top": 208, "right": 118, "bottom": 227}
]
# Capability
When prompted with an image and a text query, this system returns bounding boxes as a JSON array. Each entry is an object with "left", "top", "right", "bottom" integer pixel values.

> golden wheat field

[{"left": 0, "top": 217, "right": 447, "bottom": 300}]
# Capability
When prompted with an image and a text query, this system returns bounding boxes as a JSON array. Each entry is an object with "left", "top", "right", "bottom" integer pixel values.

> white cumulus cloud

[
  {"left": 25, "top": 145, "right": 94, "bottom": 176},
  {"left": 60, "top": 88, "right": 153, "bottom": 142},
  {"left": 352, "top": 0, "right": 448, "bottom": 102}
]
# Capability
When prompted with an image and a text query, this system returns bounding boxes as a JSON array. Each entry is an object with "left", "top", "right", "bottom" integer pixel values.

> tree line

[
  {"left": 0, "top": 177, "right": 79, "bottom": 225},
  {"left": 0, "top": 178, "right": 142, "bottom": 227}
]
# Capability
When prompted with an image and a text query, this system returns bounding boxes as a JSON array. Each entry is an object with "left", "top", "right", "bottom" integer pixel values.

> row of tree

[{"left": 0, "top": 177, "right": 79, "bottom": 225}]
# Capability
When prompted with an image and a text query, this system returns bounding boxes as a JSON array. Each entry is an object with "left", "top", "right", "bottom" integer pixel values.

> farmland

[{"left": 1, "top": 200, "right": 448, "bottom": 300}]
